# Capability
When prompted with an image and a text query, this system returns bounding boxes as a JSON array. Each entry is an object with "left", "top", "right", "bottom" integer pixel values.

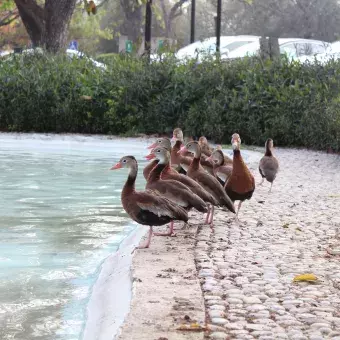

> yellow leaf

[
  {"left": 80, "top": 95, "right": 92, "bottom": 100},
  {"left": 293, "top": 274, "right": 318, "bottom": 282},
  {"left": 190, "top": 323, "right": 200, "bottom": 328},
  {"left": 176, "top": 323, "right": 206, "bottom": 332},
  {"left": 282, "top": 223, "right": 289, "bottom": 228}
]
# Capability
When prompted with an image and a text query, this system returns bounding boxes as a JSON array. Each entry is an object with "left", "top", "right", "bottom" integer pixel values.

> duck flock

[{"left": 111, "top": 128, "right": 279, "bottom": 253}]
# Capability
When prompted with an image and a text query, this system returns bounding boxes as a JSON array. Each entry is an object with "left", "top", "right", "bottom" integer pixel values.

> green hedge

[{"left": 0, "top": 52, "right": 339, "bottom": 151}]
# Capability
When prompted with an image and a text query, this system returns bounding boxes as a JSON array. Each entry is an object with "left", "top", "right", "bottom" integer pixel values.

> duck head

[
  {"left": 147, "top": 147, "right": 170, "bottom": 164},
  {"left": 198, "top": 136, "right": 208, "bottom": 145},
  {"left": 172, "top": 128, "right": 184, "bottom": 143},
  {"left": 265, "top": 138, "right": 274, "bottom": 150},
  {"left": 231, "top": 133, "right": 241, "bottom": 151},
  {"left": 147, "top": 137, "right": 171, "bottom": 150},
  {"left": 209, "top": 150, "right": 224, "bottom": 166},
  {"left": 179, "top": 141, "right": 201, "bottom": 157},
  {"left": 111, "top": 156, "right": 137, "bottom": 170}
]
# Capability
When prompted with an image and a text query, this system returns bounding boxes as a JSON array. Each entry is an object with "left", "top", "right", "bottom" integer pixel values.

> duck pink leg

[
  {"left": 205, "top": 205, "right": 211, "bottom": 224},
  {"left": 235, "top": 201, "right": 243, "bottom": 225},
  {"left": 154, "top": 221, "right": 174, "bottom": 236},
  {"left": 132, "top": 226, "right": 153, "bottom": 253},
  {"left": 208, "top": 205, "right": 215, "bottom": 228}
]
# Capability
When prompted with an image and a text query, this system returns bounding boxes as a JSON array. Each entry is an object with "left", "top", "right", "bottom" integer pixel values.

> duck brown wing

[
  {"left": 192, "top": 172, "right": 235, "bottom": 213},
  {"left": 147, "top": 180, "right": 208, "bottom": 213},
  {"left": 215, "top": 165, "right": 232, "bottom": 183},
  {"left": 135, "top": 191, "right": 188, "bottom": 222}
]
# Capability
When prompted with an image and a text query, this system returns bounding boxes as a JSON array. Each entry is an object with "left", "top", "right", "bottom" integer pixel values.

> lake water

[{"left": 0, "top": 134, "right": 149, "bottom": 340}]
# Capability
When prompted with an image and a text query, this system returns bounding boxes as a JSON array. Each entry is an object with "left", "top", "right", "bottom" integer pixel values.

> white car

[
  {"left": 175, "top": 35, "right": 260, "bottom": 61},
  {"left": 1, "top": 47, "right": 106, "bottom": 70},
  {"left": 226, "top": 38, "right": 330, "bottom": 60},
  {"left": 298, "top": 41, "right": 340, "bottom": 64}
]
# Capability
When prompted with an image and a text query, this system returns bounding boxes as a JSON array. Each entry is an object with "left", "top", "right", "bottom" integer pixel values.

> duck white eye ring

[
  {"left": 123, "top": 159, "right": 127, "bottom": 163},
  {"left": 157, "top": 150, "right": 161, "bottom": 153}
]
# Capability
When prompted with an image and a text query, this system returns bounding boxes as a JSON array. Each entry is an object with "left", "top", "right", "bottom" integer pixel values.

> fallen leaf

[
  {"left": 282, "top": 223, "right": 290, "bottom": 228},
  {"left": 176, "top": 323, "right": 206, "bottom": 332},
  {"left": 293, "top": 273, "right": 318, "bottom": 282},
  {"left": 296, "top": 227, "right": 302, "bottom": 232},
  {"left": 80, "top": 95, "right": 92, "bottom": 100}
]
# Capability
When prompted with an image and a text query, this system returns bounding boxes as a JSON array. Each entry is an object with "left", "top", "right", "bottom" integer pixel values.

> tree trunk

[
  {"left": 14, "top": 0, "right": 45, "bottom": 47},
  {"left": 120, "top": 0, "right": 143, "bottom": 45},
  {"left": 44, "top": 0, "right": 77, "bottom": 53},
  {"left": 14, "top": 0, "right": 77, "bottom": 52}
]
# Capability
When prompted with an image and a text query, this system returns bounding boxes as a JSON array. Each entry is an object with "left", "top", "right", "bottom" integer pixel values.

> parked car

[
  {"left": 175, "top": 35, "right": 260, "bottom": 61},
  {"left": 225, "top": 38, "right": 330, "bottom": 60},
  {"left": 298, "top": 41, "right": 340, "bottom": 64},
  {"left": 1, "top": 47, "right": 106, "bottom": 69}
]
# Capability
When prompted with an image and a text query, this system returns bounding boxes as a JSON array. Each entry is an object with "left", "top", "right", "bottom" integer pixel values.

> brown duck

[
  {"left": 259, "top": 138, "right": 279, "bottom": 192},
  {"left": 111, "top": 156, "right": 188, "bottom": 251},
  {"left": 145, "top": 148, "right": 208, "bottom": 235},
  {"left": 208, "top": 149, "right": 233, "bottom": 185},
  {"left": 145, "top": 142, "right": 218, "bottom": 207},
  {"left": 180, "top": 141, "right": 235, "bottom": 226},
  {"left": 225, "top": 134, "right": 255, "bottom": 221}
]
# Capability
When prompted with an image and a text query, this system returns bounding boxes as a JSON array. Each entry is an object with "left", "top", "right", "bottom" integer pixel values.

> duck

[
  {"left": 225, "top": 133, "right": 255, "bottom": 221},
  {"left": 208, "top": 149, "right": 233, "bottom": 185},
  {"left": 145, "top": 148, "right": 208, "bottom": 235},
  {"left": 111, "top": 156, "right": 188, "bottom": 251},
  {"left": 214, "top": 145, "right": 233, "bottom": 165},
  {"left": 172, "top": 128, "right": 214, "bottom": 175},
  {"left": 179, "top": 141, "right": 235, "bottom": 226},
  {"left": 198, "top": 136, "right": 214, "bottom": 157},
  {"left": 259, "top": 138, "right": 279, "bottom": 192},
  {"left": 146, "top": 145, "right": 219, "bottom": 206},
  {"left": 171, "top": 128, "right": 195, "bottom": 173}
]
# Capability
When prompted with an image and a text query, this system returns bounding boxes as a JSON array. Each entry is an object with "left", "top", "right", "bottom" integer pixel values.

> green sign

[
  {"left": 158, "top": 40, "right": 164, "bottom": 49},
  {"left": 125, "top": 40, "right": 133, "bottom": 53}
]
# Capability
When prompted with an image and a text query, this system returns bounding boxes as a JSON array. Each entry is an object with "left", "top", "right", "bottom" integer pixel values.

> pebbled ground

[
  {"left": 195, "top": 148, "right": 340, "bottom": 339},
  {"left": 119, "top": 148, "right": 340, "bottom": 340}
]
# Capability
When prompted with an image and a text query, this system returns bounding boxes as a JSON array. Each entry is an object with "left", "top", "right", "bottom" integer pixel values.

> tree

[
  {"left": 217, "top": 0, "right": 340, "bottom": 42},
  {"left": 68, "top": 4, "right": 113, "bottom": 54},
  {"left": 158, "top": 0, "right": 189, "bottom": 38},
  {"left": 13, "top": 0, "right": 78, "bottom": 52},
  {"left": 0, "top": 0, "right": 19, "bottom": 27}
]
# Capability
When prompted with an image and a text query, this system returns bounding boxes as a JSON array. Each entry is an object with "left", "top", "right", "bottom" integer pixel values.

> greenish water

[{"left": 0, "top": 134, "right": 148, "bottom": 340}]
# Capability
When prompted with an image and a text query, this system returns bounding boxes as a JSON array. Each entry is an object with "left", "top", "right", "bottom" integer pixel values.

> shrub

[{"left": 0, "top": 52, "right": 339, "bottom": 151}]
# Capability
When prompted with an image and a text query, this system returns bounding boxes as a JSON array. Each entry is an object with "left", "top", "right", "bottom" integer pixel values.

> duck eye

[{"left": 123, "top": 159, "right": 127, "bottom": 163}]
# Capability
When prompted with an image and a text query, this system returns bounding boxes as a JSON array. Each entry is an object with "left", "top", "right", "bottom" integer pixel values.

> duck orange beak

[
  {"left": 147, "top": 142, "right": 157, "bottom": 149},
  {"left": 145, "top": 153, "right": 156, "bottom": 160},
  {"left": 178, "top": 145, "right": 188, "bottom": 154},
  {"left": 110, "top": 162, "right": 122, "bottom": 170}
]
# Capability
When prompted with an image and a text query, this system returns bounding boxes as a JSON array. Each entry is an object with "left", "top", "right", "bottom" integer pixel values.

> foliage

[
  {"left": 68, "top": 7, "right": 113, "bottom": 54},
  {"left": 0, "top": 53, "right": 339, "bottom": 151}
]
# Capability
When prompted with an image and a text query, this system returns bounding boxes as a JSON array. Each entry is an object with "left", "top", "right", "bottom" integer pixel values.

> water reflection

[{"left": 0, "top": 135, "right": 148, "bottom": 340}]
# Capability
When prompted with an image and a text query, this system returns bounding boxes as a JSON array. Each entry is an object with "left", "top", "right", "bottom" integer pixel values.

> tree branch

[
  {"left": 0, "top": 10, "right": 19, "bottom": 27},
  {"left": 168, "top": 0, "right": 188, "bottom": 22},
  {"left": 14, "top": 0, "right": 45, "bottom": 20}
]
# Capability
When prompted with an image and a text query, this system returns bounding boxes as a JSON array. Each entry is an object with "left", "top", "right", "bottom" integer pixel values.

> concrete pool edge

[{"left": 82, "top": 225, "right": 147, "bottom": 340}]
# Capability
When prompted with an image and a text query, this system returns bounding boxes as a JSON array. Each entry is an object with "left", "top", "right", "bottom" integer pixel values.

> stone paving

[{"left": 193, "top": 148, "right": 340, "bottom": 339}]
